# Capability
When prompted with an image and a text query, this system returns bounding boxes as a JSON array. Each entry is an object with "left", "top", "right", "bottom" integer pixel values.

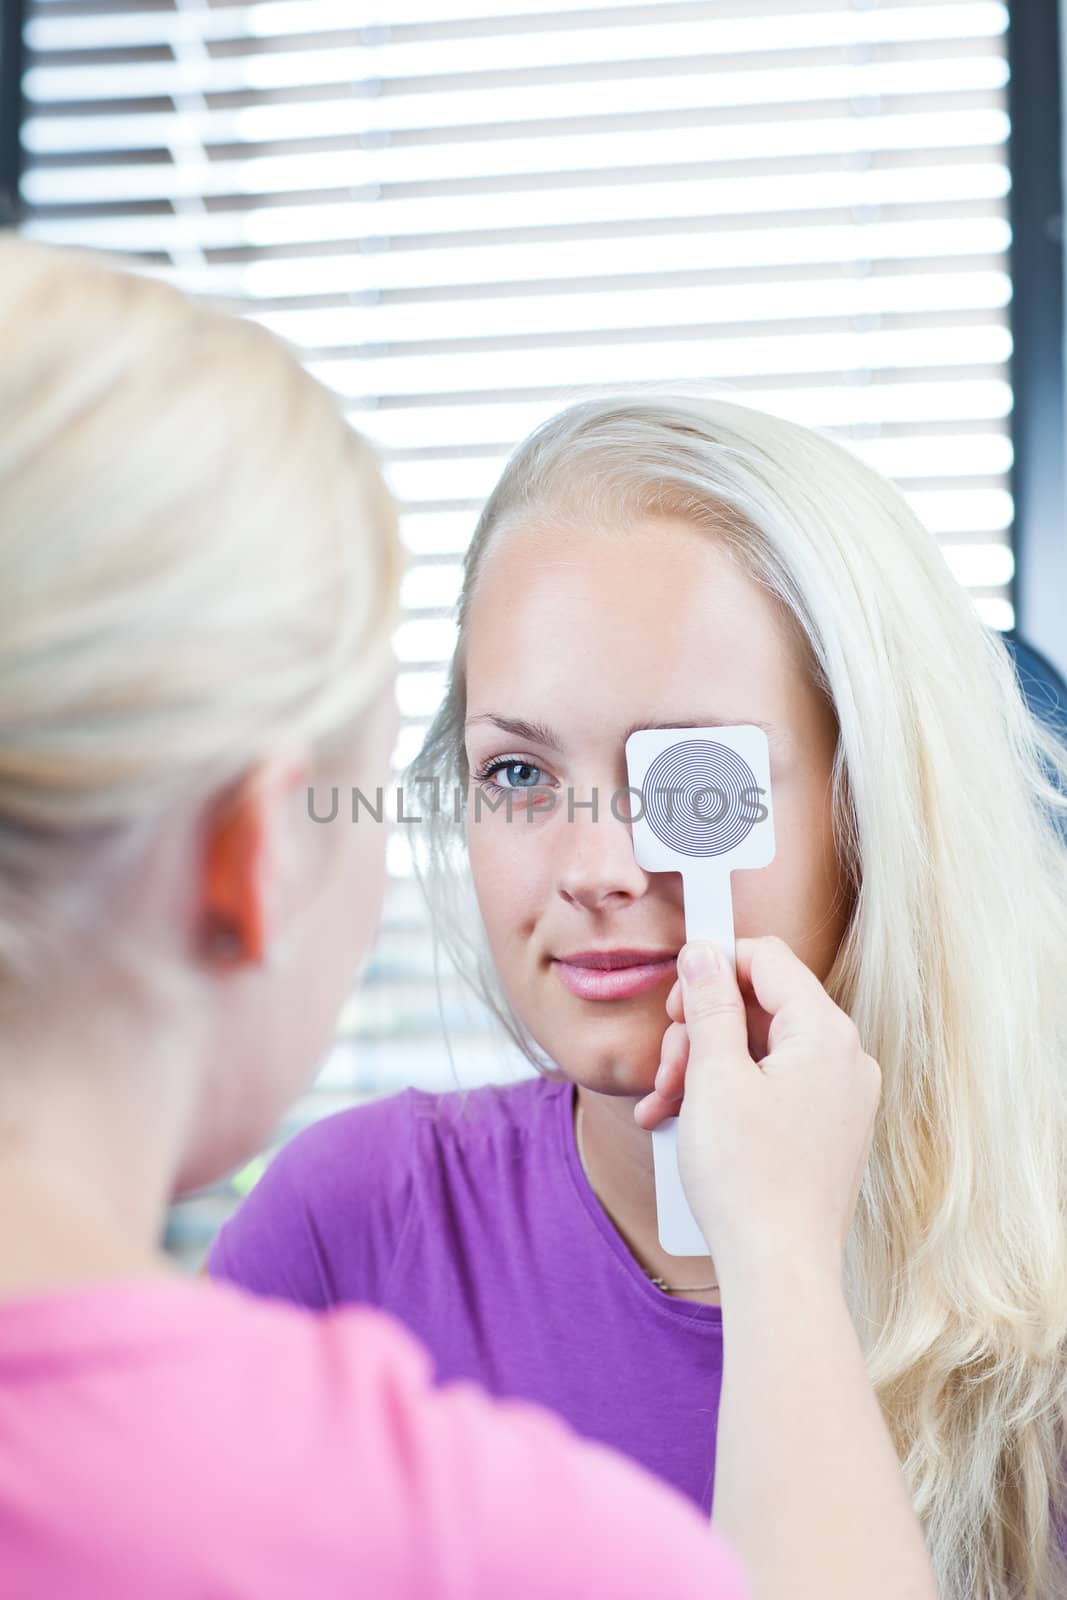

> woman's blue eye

[{"left": 482, "top": 759, "right": 544, "bottom": 789}]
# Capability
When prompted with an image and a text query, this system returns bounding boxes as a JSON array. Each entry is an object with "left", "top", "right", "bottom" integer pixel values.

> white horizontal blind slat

[
  {"left": 25, "top": 1, "right": 1009, "bottom": 58},
  {"left": 19, "top": 0, "right": 1014, "bottom": 1257},
  {"left": 25, "top": 49, "right": 1008, "bottom": 119}
]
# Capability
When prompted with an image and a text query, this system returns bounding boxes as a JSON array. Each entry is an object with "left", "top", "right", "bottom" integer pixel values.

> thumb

[{"left": 678, "top": 941, "right": 750, "bottom": 1065}]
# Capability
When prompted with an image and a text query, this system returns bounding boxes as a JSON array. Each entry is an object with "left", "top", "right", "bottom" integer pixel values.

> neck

[
  {"left": 0, "top": 998, "right": 195, "bottom": 1297},
  {"left": 0, "top": 1155, "right": 179, "bottom": 1296},
  {"left": 573, "top": 1084, "right": 719, "bottom": 1297}
]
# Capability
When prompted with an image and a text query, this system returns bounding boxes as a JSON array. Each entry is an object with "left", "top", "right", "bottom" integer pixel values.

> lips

[
  {"left": 558, "top": 948, "right": 677, "bottom": 971},
  {"left": 552, "top": 949, "right": 678, "bottom": 1001}
]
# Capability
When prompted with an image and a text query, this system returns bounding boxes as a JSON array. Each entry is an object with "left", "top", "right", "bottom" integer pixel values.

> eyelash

[{"left": 473, "top": 755, "right": 558, "bottom": 792}]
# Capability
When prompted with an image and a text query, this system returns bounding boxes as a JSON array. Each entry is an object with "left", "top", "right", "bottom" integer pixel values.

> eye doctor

[{"left": 0, "top": 234, "right": 936, "bottom": 1600}]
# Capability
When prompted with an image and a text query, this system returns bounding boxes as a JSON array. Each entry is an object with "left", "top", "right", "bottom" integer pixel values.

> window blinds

[{"left": 19, "top": 0, "right": 1014, "bottom": 1263}]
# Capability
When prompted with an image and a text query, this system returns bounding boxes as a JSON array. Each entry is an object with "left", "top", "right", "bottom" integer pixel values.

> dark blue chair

[
  {"left": 1002, "top": 633, "right": 1067, "bottom": 839},
  {"left": 1004, "top": 632, "right": 1067, "bottom": 743}
]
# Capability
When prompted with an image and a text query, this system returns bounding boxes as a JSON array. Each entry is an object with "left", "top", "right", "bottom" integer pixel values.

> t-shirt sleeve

[
  {"left": 206, "top": 1093, "right": 415, "bottom": 1311},
  {"left": 316, "top": 1303, "right": 750, "bottom": 1600}
]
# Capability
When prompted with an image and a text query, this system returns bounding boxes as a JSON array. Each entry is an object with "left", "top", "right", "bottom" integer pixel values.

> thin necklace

[{"left": 575, "top": 1098, "right": 719, "bottom": 1295}]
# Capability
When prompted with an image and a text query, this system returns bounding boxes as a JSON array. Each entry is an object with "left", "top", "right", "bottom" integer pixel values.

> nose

[{"left": 555, "top": 785, "right": 649, "bottom": 913}]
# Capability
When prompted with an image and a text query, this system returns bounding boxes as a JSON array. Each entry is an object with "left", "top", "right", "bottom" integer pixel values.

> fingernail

[{"left": 680, "top": 943, "right": 721, "bottom": 981}]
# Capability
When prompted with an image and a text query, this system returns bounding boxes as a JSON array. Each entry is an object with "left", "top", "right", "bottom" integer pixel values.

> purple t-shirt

[{"left": 209, "top": 1075, "right": 726, "bottom": 1511}]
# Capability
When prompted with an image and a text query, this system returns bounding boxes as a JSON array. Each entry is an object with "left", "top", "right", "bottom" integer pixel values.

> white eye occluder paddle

[{"left": 624, "top": 725, "right": 776, "bottom": 1256}]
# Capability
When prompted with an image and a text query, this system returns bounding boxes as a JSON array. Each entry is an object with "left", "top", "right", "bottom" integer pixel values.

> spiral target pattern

[{"left": 642, "top": 740, "right": 760, "bottom": 857}]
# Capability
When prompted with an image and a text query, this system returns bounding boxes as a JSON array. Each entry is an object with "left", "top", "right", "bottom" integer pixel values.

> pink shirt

[{"left": 0, "top": 1274, "right": 748, "bottom": 1599}]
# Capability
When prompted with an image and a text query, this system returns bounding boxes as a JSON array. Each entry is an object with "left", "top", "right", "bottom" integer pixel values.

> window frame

[
  {"left": 0, "top": 0, "right": 23, "bottom": 227},
  {"left": 1006, "top": 0, "right": 1067, "bottom": 679}
]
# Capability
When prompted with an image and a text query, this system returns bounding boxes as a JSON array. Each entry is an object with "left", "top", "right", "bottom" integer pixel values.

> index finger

[
  {"left": 665, "top": 937, "right": 828, "bottom": 1031},
  {"left": 664, "top": 950, "right": 750, "bottom": 1021},
  {"left": 737, "top": 935, "right": 834, "bottom": 1051}
]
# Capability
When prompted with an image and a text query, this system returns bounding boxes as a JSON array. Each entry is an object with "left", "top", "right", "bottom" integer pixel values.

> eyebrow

[{"left": 464, "top": 714, "right": 779, "bottom": 751}]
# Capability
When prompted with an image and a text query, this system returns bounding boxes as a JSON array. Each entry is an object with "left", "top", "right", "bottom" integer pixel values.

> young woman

[
  {"left": 0, "top": 234, "right": 939, "bottom": 1599},
  {"left": 211, "top": 392, "right": 1067, "bottom": 1598}
]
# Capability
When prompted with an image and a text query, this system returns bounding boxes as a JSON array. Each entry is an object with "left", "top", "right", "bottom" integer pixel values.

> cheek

[
  {"left": 311, "top": 817, "right": 389, "bottom": 1006},
  {"left": 731, "top": 783, "right": 847, "bottom": 962},
  {"left": 347, "top": 816, "right": 389, "bottom": 933},
  {"left": 776, "top": 772, "right": 842, "bottom": 899},
  {"left": 467, "top": 821, "right": 547, "bottom": 941},
  {"left": 731, "top": 856, "right": 797, "bottom": 935}
]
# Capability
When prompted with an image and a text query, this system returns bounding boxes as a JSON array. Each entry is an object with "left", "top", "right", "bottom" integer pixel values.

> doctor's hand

[{"left": 635, "top": 936, "right": 881, "bottom": 1282}]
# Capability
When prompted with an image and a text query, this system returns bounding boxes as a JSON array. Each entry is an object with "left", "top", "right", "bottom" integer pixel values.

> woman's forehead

[
  {"left": 460, "top": 520, "right": 825, "bottom": 757},
  {"left": 467, "top": 528, "right": 800, "bottom": 700}
]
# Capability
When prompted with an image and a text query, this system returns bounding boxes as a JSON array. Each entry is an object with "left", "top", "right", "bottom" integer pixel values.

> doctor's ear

[{"left": 196, "top": 754, "right": 310, "bottom": 974}]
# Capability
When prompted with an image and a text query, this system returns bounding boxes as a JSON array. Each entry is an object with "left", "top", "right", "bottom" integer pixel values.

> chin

[
  {"left": 524, "top": 1004, "right": 661, "bottom": 1094},
  {"left": 172, "top": 1121, "right": 270, "bottom": 1201},
  {"left": 551, "top": 1048, "right": 658, "bottom": 1099},
  {"left": 171, "top": 1149, "right": 234, "bottom": 1201},
  {"left": 589, "top": 1076, "right": 658, "bottom": 1100}
]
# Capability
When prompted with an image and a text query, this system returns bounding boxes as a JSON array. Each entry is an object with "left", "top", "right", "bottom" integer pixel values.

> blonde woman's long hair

[
  {"left": 409, "top": 393, "right": 1067, "bottom": 1599},
  {"left": 0, "top": 233, "right": 403, "bottom": 1002}
]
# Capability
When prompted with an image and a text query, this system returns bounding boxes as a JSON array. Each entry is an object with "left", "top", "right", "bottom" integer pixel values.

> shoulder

[
  {"left": 193, "top": 1274, "right": 436, "bottom": 1403},
  {"left": 283, "top": 1073, "right": 563, "bottom": 1179},
  {"left": 406, "top": 1072, "right": 566, "bottom": 1150},
  {"left": 206, "top": 1092, "right": 419, "bottom": 1304},
  {"left": 207, "top": 1076, "right": 566, "bottom": 1305},
  {"left": 190, "top": 1280, "right": 746, "bottom": 1600},
  {"left": 254, "top": 1072, "right": 559, "bottom": 1198},
  {"left": 118, "top": 1281, "right": 442, "bottom": 1589},
  {"left": 283, "top": 1073, "right": 565, "bottom": 1215},
  {"left": 271, "top": 1088, "right": 422, "bottom": 1199}
]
